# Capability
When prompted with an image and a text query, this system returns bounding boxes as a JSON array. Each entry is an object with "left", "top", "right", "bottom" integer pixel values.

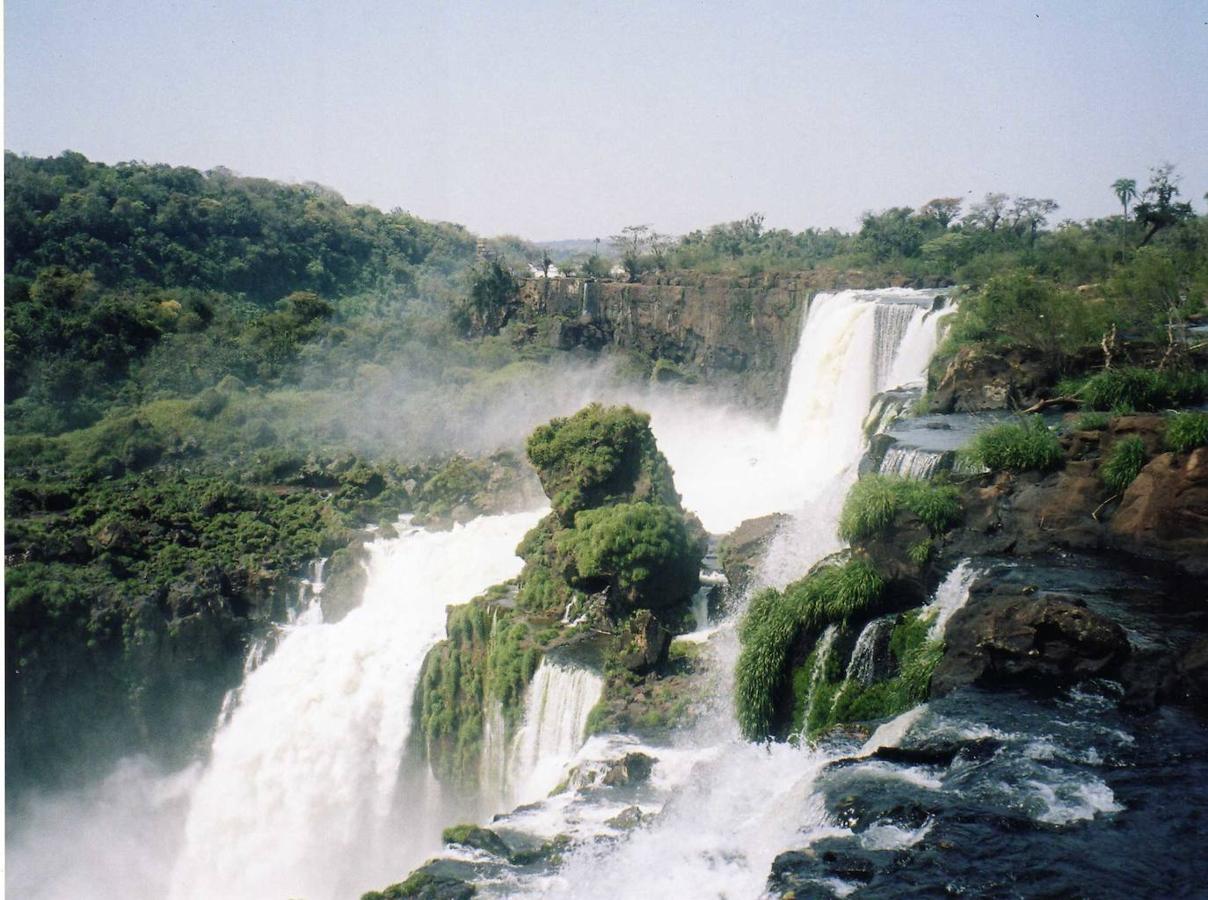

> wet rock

[
  {"left": 1109, "top": 448, "right": 1208, "bottom": 577},
  {"left": 831, "top": 791, "right": 933, "bottom": 832},
  {"left": 441, "top": 824, "right": 512, "bottom": 859},
  {"left": 932, "top": 592, "right": 1130, "bottom": 695},
  {"left": 362, "top": 861, "right": 477, "bottom": 899},
  {"left": 605, "top": 805, "right": 651, "bottom": 830},
  {"left": 613, "top": 610, "right": 670, "bottom": 673},
  {"left": 718, "top": 514, "right": 790, "bottom": 596},
  {"left": 769, "top": 839, "right": 884, "bottom": 895},
  {"left": 601, "top": 752, "right": 656, "bottom": 787},
  {"left": 1174, "top": 636, "right": 1208, "bottom": 713}
]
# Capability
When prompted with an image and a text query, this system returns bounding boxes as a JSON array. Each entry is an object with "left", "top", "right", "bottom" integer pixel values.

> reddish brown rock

[{"left": 1109, "top": 448, "right": 1208, "bottom": 576}]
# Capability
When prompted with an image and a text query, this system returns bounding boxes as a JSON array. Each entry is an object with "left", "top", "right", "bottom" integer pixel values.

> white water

[
  {"left": 879, "top": 445, "right": 946, "bottom": 479},
  {"left": 509, "top": 288, "right": 947, "bottom": 899},
  {"left": 925, "top": 559, "right": 979, "bottom": 641},
  {"left": 9, "top": 287, "right": 949, "bottom": 900},
  {"left": 168, "top": 509, "right": 545, "bottom": 900},
  {"left": 845, "top": 615, "right": 896, "bottom": 686},
  {"left": 505, "top": 660, "right": 605, "bottom": 806}
]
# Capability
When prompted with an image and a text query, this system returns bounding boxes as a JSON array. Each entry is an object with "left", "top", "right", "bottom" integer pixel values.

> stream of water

[{"left": 10, "top": 288, "right": 1034, "bottom": 900}]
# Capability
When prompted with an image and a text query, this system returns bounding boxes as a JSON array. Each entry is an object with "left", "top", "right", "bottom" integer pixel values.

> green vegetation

[
  {"left": 793, "top": 609, "right": 944, "bottom": 738},
  {"left": 1059, "top": 367, "right": 1208, "bottom": 412},
  {"left": 525, "top": 403, "right": 679, "bottom": 523},
  {"left": 837, "top": 475, "right": 962, "bottom": 543},
  {"left": 414, "top": 598, "right": 543, "bottom": 784},
  {"left": 361, "top": 869, "right": 475, "bottom": 900},
  {"left": 962, "top": 417, "right": 1064, "bottom": 473},
  {"left": 1166, "top": 411, "right": 1208, "bottom": 453},
  {"left": 1074, "top": 411, "right": 1110, "bottom": 431},
  {"left": 943, "top": 271, "right": 1106, "bottom": 359},
  {"left": 558, "top": 502, "right": 704, "bottom": 612},
  {"left": 735, "top": 558, "right": 885, "bottom": 740},
  {"left": 416, "top": 406, "right": 704, "bottom": 783},
  {"left": 1101, "top": 436, "right": 1148, "bottom": 494}
]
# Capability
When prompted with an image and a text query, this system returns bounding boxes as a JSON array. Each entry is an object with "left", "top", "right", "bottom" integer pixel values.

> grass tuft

[{"left": 962, "top": 416, "right": 1063, "bottom": 473}]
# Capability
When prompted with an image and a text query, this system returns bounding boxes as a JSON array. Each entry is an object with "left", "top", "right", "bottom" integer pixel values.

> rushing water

[{"left": 8, "top": 288, "right": 964, "bottom": 899}]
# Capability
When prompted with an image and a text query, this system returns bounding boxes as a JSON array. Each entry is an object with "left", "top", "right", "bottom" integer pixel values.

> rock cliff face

[{"left": 515, "top": 274, "right": 826, "bottom": 407}]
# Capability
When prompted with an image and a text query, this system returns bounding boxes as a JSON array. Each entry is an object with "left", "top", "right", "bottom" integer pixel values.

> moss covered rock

[{"left": 525, "top": 403, "right": 680, "bottom": 524}]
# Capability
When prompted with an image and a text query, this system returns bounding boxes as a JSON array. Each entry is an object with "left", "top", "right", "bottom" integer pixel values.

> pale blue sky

[{"left": 6, "top": 1, "right": 1207, "bottom": 239}]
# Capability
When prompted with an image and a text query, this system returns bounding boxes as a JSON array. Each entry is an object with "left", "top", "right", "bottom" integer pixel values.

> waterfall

[
  {"left": 167, "top": 509, "right": 544, "bottom": 900},
  {"left": 926, "top": 559, "right": 979, "bottom": 640},
  {"left": 872, "top": 302, "right": 919, "bottom": 389},
  {"left": 530, "top": 287, "right": 947, "bottom": 899},
  {"left": 506, "top": 659, "right": 604, "bottom": 806},
  {"left": 9, "top": 286, "right": 951, "bottom": 900},
  {"left": 845, "top": 615, "right": 897, "bottom": 686},
  {"left": 879, "top": 445, "right": 947, "bottom": 479},
  {"left": 800, "top": 625, "right": 840, "bottom": 732}
]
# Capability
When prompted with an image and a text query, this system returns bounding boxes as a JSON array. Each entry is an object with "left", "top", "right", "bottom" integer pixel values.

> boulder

[
  {"left": 1109, "top": 448, "right": 1208, "bottom": 576},
  {"left": 930, "top": 345, "right": 1056, "bottom": 413},
  {"left": 613, "top": 610, "right": 670, "bottom": 673},
  {"left": 932, "top": 592, "right": 1130, "bottom": 695},
  {"left": 717, "top": 514, "right": 789, "bottom": 596},
  {"left": 600, "top": 752, "right": 656, "bottom": 787}
]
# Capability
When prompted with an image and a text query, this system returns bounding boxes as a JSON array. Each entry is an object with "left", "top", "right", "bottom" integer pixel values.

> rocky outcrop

[
  {"left": 717, "top": 513, "right": 789, "bottom": 596},
  {"left": 515, "top": 274, "right": 831, "bottom": 406},
  {"left": 1110, "top": 448, "right": 1208, "bottom": 576},
  {"left": 929, "top": 345, "right": 1061, "bottom": 413},
  {"left": 931, "top": 589, "right": 1130, "bottom": 695}
]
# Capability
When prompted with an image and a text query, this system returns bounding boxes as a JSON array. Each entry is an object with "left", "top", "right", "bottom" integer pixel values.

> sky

[{"left": 5, "top": 1, "right": 1208, "bottom": 240}]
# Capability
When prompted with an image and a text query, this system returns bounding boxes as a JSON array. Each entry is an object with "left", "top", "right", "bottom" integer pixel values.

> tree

[
  {"left": 966, "top": 192, "right": 1010, "bottom": 233},
  {"left": 609, "top": 224, "right": 652, "bottom": 280},
  {"left": 1112, "top": 178, "right": 1137, "bottom": 220},
  {"left": 1009, "top": 197, "right": 1059, "bottom": 244},
  {"left": 918, "top": 197, "right": 963, "bottom": 229},
  {"left": 1133, "top": 164, "right": 1194, "bottom": 246},
  {"left": 858, "top": 207, "right": 927, "bottom": 260}
]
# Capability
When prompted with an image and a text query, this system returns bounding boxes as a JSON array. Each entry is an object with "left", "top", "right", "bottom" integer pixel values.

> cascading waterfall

[
  {"left": 505, "top": 660, "right": 605, "bottom": 806},
  {"left": 925, "top": 559, "right": 978, "bottom": 640},
  {"left": 879, "top": 445, "right": 947, "bottom": 479},
  {"left": 9, "top": 287, "right": 953, "bottom": 900},
  {"left": 168, "top": 509, "right": 545, "bottom": 900},
  {"left": 515, "top": 287, "right": 948, "bottom": 899},
  {"left": 845, "top": 615, "right": 897, "bottom": 686},
  {"left": 799, "top": 625, "right": 840, "bottom": 732}
]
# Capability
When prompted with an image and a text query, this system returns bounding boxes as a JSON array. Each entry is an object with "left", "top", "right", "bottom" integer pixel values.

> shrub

[
  {"left": 1166, "top": 411, "right": 1208, "bottom": 453},
  {"left": 838, "top": 475, "right": 962, "bottom": 543},
  {"left": 1101, "top": 436, "right": 1147, "bottom": 494},
  {"left": 525, "top": 404, "right": 679, "bottom": 522},
  {"left": 963, "top": 417, "right": 1063, "bottom": 473},
  {"left": 557, "top": 501, "right": 704, "bottom": 611},
  {"left": 1061, "top": 367, "right": 1208, "bottom": 412},
  {"left": 1074, "top": 412, "right": 1109, "bottom": 431},
  {"left": 734, "top": 558, "right": 885, "bottom": 740}
]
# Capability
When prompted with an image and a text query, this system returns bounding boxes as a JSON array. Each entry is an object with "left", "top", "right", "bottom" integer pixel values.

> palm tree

[{"left": 1112, "top": 178, "right": 1137, "bottom": 237}]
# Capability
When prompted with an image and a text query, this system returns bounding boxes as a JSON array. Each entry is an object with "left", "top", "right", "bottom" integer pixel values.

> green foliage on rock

[
  {"left": 558, "top": 502, "right": 705, "bottom": 611},
  {"left": 414, "top": 598, "right": 543, "bottom": 785},
  {"left": 1060, "top": 367, "right": 1208, "bottom": 412},
  {"left": 525, "top": 404, "right": 680, "bottom": 523},
  {"left": 794, "top": 608, "right": 944, "bottom": 738},
  {"left": 944, "top": 272, "right": 1107, "bottom": 358},
  {"left": 1101, "top": 435, "right": 1148, "bottom": 494},
  {"left": 1166, "top": 411, "right": 1208, "bottom": 453},
  {"left": 837, "top": 475, "right": 962, "bottom": 543},
  {"left": 962, "top": 417, "right": 1063, "bottom": 473},
  {"left": 1074, "top": 411, "right": 1110, "bottom": 431},
  {"left": 734, "top": 558, "right": 885, "bottom": 740}
]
